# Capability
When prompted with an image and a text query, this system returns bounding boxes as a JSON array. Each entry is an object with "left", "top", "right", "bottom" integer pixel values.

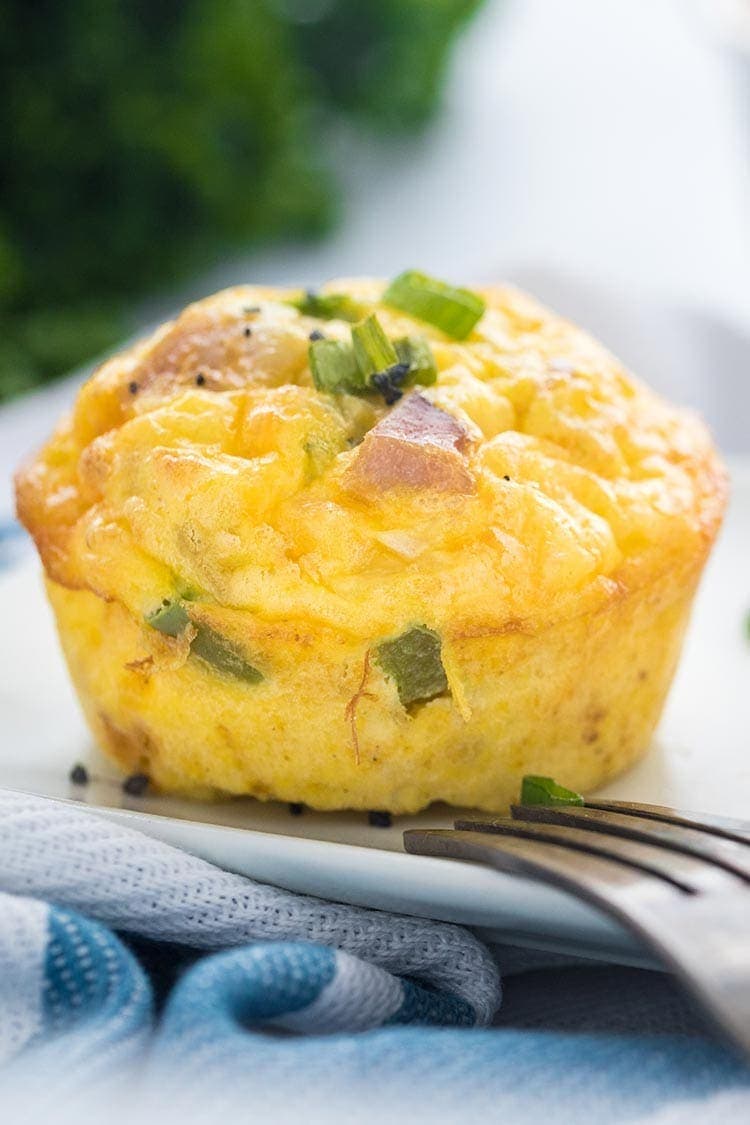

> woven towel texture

[
  {"left": 1, "top": 791, "right": 750, "bottom": 1124},
  {"left": 0, "top": 791, "right": 501, "bottom": 1024},
  {"left": 0, "top": 893, "right": 47, "bottom": 1063}
]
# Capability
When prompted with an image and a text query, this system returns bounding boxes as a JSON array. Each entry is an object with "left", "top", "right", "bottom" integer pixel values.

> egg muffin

[{"left": 15, "top": 274, "right": 727, "bottom": 811}]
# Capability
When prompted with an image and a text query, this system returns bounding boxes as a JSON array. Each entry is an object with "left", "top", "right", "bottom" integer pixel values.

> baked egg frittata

[{"left": 15, "top": 274, "right": 727, "bottom": 811}]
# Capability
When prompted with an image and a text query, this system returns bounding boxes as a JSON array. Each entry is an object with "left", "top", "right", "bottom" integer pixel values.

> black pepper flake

[
  {"left": 128, "top": 381, "right": 138, "bottom": 395},
  {"left": 243, "top": 326, "right": 253, "bottom": 338},
  {"left": 503, "top": 475, "right": 511, "bottom": 482},
  {"left": 288, "top": 802, "right": 305, "bottom": 817},
  {"left": 69, "top": 763, "right": 89, "bottom": 785},
  {"left": 368, "top": 810, "right": 392, "bottom": 829},
  {"left": 123, "top": 772, "right": 150, "bottom": 797},
  {"left": 309, "top": 329, "right": 326, "bottom": 342},
  {"left": 371, "top": 362, "right": 409, "bottom": 406},
  {"left": 195, "top": 372, "right": 206, "bottom": 386}
]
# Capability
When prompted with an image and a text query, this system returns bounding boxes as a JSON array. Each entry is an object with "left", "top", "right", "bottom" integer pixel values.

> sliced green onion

[
  {"left": 394, "top": 335, "right": 438, "bottom": 387},
  {"left": 146, "top": 600, "right": 190, "bottom": 637},
  {"left": 520, "top": 775, "right": 585, "bottom": 807},
  {"left": 288, "top": 290, "right": 368, "bottom": 323},
  {"left": 146, "top": 599, "right": 262, "bottom": 683},
  {"left": 352, "top": 314, "right": 399, "bottom": 379},
  {"left": 383, "top": 270, "right": 486, "bottom": 339},
  {"left": 352, "top": 314, "right": 409, "bottom": 405},
  {"left": 191, "top": 623, "right": 263, "bottom": 684},
  {"left": 309, "top": 338, "right": 365, "bottom": 395},
  {"left": 375, "top": 625, "right": 449, "bottom": 708}
]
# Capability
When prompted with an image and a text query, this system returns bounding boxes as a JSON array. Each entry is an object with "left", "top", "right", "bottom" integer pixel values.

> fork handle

[{"left": 637, "top": 894, "right": 750, "bottom": 1056}]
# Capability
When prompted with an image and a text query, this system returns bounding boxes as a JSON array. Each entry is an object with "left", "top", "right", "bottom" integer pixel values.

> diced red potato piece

[{"left": 344, "top": 391, "right": 476, "bottom": 496}]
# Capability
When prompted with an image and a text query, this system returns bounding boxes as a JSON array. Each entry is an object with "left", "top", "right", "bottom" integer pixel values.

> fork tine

[
  {"left": 584, "top": 799, "right": 750, "bottom": 845},
  {"left": 404, "top": 828, "right": 656, "bottom": 895},
  {"left": 404, "top": 827, "right": 674, "bottom": 906},
  {"left": 500, "top": 806, "right": 750, "bottom": 882},
  {"left": 449, "top": 816, "right": 730, "bottom": 894}
]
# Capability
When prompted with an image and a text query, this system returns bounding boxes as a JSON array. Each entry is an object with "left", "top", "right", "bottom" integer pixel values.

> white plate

[{"left": 2, "top": 461, "right": 748, "bottom": 965}]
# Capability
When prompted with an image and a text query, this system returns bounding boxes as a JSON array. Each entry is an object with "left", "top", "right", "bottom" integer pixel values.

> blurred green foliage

[{"left": 0, "top": 0, "right": 481, "bottom": 400}]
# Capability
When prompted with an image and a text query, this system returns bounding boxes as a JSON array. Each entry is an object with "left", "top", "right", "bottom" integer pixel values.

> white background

[{"left": 196, "top": 0, "right": 750, "bottom": 321}]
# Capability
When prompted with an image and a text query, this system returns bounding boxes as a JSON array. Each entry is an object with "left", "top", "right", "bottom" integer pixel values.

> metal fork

[{"left": 404, "top": 798, "right": 750, "bottom": 1060}]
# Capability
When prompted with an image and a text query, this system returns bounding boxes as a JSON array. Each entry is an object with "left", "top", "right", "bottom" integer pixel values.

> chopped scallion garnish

[
  {"left": 146, "top": 599, "right": 262, "bottom": 683},
  {"left": 309, "top": 338, "right": 364, "bottom": 395},
  {"left": 520, "top": 775, "right": 585, "bottom": 807},
  {"left": 351, "top": 314, "right": 410, "bottom": 404},
  {"left": 146, "top": 600, "right": 190, "bottom": 637},
  {"left": 394, "top": 335, "right": 438, "bottom": 387},
  {"left": 190, "top": 623, "right": 263, "bottom": 683},
  {"left": 288, "top": 290, "right": 368, "bottom": 323},
  {"left": 352, "top": 314, "right": 399, "bottom": 379},
  {"left": 375, "top": 625, "right": 449, "bottom": 708},
  {"left": 309, "top": 313, "right": 439, "bottom": 404},
  {"left": 383, "top": 270, "right": 486, "bottom": 339}
]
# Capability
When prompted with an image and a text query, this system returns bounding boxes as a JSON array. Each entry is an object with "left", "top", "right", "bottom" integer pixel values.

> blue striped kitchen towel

[{"left": 1, "top": 789, "right": 750, "bottom": 1124}]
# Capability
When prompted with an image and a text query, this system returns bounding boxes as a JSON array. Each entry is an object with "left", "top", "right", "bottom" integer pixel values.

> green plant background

[{"left": 0, "top": 0, "right": 481, "bottom": 400}]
